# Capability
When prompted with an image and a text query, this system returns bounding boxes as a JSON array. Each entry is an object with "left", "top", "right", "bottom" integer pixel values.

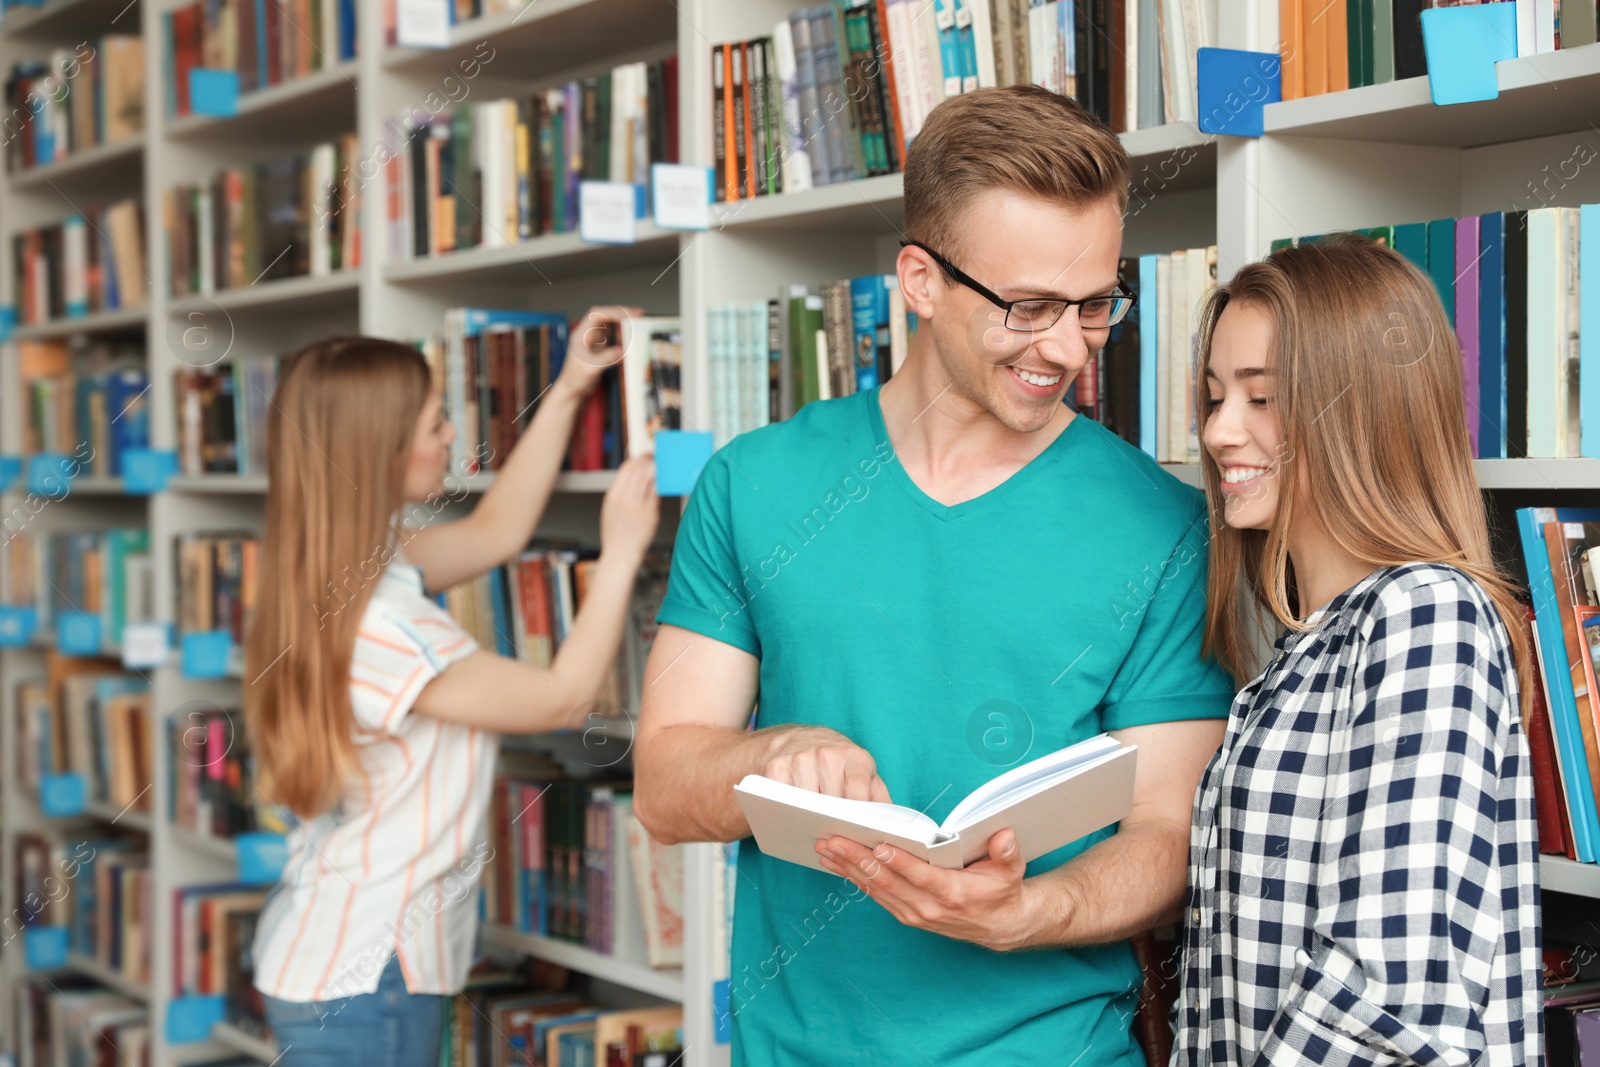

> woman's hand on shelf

[
  {"left": 556, "top": 305, "right": 643, "bottom": 399},
  {"left": 600, "top": 454, "right": 660, "bottom": 564}
]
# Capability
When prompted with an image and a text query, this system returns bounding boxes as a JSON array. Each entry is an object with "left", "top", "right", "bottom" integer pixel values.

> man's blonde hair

[{"left": 903, "top": 84, "right": 1130, "bottom": 260}]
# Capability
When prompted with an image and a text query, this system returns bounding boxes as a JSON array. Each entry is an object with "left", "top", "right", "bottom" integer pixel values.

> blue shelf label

[
  {"left": 1196, "top": 48, "right": 1281, "bottom": 138},
  {"left": 0, "top": 305, "right": 14, "bottom": 343},
  {"left": 26, "top": 453, "right": 78, "bottom": 498},
  {"left": 1421, "top": 1, "right": 1517, "bottom": 106},
  {"left": 0, "top": 454, "right": 19, "bottom": 492},
  {"left": 654, "top": 431, "right": 715, "bottom": 496},
  {"left": 166, "top": 994, "right": 227, "bottom": 1044},
  {"left": 122, "top": 448, "right": 177, "bottom": 494},
  {"left": 180, "top": 630, "right": 234, "bottom": 679},
  {"left": 40, "top": 772, "right": 87, "bottom": 816},
  {"left": 56, "top": 611, "right": 103, "bottom": 655},
  {"left": 236, "top": 831, "right": 289, "bottom": 884},
  {"left": 189, "top": 68, "right": 239, "bottom": 117},
  {"left": 0, "top": 605, "right": 37, "bottom": 647},
  {"left": 23, "top": 925, "right": 69, "bottom": 970}
]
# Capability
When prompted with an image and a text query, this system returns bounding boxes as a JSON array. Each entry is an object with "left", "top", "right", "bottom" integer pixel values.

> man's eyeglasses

[{"left": 900, "top": 239, "right": 1136, "bottom": 332}]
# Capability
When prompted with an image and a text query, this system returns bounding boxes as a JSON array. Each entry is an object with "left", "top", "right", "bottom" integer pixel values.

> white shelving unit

[{"left": 1, "top": 1, "right": 1598, "bottom": 1066}]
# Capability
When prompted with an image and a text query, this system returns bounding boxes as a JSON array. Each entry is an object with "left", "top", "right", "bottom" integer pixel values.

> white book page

[
  {"left": 735, "top": 774, "right": 942, "bottom": 842},
  {"left": 940, "top": 734, "right": 1123, "bottom": 831}
]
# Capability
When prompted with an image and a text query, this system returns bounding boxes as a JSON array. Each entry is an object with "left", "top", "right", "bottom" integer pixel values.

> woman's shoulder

[
  {"left": 1339, "top": 561, "right": 1510, "bottom": 653},
  {"left": 356, "top": 566, "right": 476, "bottom": 668}
]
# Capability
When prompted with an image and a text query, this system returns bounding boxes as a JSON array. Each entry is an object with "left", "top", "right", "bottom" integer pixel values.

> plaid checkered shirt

[{"left": 1171, "top": 562, "right": 1543, "bottom": 1067}]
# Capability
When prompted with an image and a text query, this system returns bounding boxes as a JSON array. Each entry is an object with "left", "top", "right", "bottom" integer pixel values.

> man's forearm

[
  {"left": 634, "top": 723, "right": 795, "bottom": 845},
  {"left": 1014, "top": 819, "right": 1189, "bottom": 949}
]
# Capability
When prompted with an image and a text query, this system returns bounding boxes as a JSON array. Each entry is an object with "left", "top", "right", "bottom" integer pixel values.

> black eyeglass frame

[{"left": 899, "top": 239, "right": 1136, "bottom": 332}]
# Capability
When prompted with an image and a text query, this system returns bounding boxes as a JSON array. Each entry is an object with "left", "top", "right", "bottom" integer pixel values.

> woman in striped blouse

[
  {"left": 241, "top": 311, "right": 659, "bottom": 1066},
  {"left": 1176, "top": 234, "right": 1542, "bottom": 1066}
]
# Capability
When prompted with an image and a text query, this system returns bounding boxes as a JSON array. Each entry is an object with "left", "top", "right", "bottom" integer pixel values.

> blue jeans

[{"left": 260, "top": 954, "right": 445, "bottom": 1067}]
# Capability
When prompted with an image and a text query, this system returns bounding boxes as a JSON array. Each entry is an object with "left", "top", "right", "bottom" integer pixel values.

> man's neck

[{"left": 877, "top": 341, "right": 1074, "bottom": 508}]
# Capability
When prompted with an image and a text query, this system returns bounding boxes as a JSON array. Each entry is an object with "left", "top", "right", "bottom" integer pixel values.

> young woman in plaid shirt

[{"left": 1178, "top": 233, "right": 1541, "bottom": 1066}]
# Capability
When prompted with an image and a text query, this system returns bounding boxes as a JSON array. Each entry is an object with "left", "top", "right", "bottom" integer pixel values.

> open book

[{"left": 734, "top": 734, "right": 1137, "bottom": 871}]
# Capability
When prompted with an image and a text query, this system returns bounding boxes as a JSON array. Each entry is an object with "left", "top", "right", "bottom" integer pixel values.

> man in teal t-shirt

[{"left": 635, "top": 85, "right": 1234, "bottom": 1067}]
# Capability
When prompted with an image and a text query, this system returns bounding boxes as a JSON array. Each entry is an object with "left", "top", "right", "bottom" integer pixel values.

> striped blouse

[{"left": 252, "top": 553, "right": 497, "bottom": 1001}]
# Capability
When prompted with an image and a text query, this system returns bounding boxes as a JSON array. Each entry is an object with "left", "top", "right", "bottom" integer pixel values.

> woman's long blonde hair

[
  {"left": 1195, "top": 233, "right": 1531, "bottom": 717},
  {"left": 245, "top": 337, "right": 433, "bottom": 818}
]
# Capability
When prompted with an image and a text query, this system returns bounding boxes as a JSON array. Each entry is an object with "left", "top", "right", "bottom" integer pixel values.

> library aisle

[{"left": 0, "top": 0, "right": 1596, "bottom": 1065}]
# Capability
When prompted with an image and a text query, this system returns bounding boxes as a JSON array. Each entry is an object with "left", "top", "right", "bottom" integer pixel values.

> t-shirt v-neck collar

[{"left": 865, "top": 387, "right": 1086, "bottom": 522}]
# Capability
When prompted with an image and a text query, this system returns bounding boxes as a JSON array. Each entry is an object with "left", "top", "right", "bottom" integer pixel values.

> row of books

[
  {"left": 173, "top": 883, "right": 269, "bottom": 1000},
  {"left": 481, "top": 764, "right": 683, "bottom": 969},
  {"left": 386, "top": 57, "right": 680, "bottom": 261},
  {"left": 414, "top": 309, "right": 681, "bottom": 476},
  {"left": 419, "top": 308, "right": 570, "bottom": 476},
  {"left": 706, "top": 303, "right": 775, "bottom": 446},
  {"left": 1134, "top": 245, "right": 1218, "bottom": 465},
  {"left": 4, "top": 38, "right": 144, "bottom": 174},
  {"left": 19, "top": 338, "right": 149, "bottom": 477},
  {"left": 177, "top": 357, "right": 280, "bottom": 476},
  {"left": 165, "top": 0, "right": 358, "bottom": 118},
  {"left": 0, "top": 529, "right": 154, "bottom": 648},
  {"left": 15, "top": 658, "right": 151, "bottom": 813},
  {"left": 177, "top": 533, "right": 258, "bottom": 650},
  {"left": 168, "top": 705, "right": 291, "bottom": 841},
  {"left": 13, "top": 200, "right": 147, "bottom": 325},
  {"left": 15, "top": 980, "right": 157, "bottom": 1067},
  {"left": 753, "top": 275, "right": 916, "bottom": 426},
  {"left": 711, "top": 0, "right": 1215, "bottom": 202},
  {"left": 1273, "top": 205, "right": 1599, "bottom": 460},
  {"left": 1521, "top": 508, "right": 1600, "bottom": 869},
  {"left": 437, "top": 968, "right": 684, "bottom": 1067},
  {"left": 440, "top": 546, "right": 669, "bottom": 717},
  {"left": 166, "top": 136, "right": 363, "bottom": 296},
  {"left": 13, "top": 832, "right": 151, "bottom": 989},
  {"left": 1279, "top": 0, "right": 1595, "bottom": 102}
]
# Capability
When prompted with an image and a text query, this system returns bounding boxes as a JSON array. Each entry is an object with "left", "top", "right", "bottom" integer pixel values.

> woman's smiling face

[{"left": 1202, "top": 301, "right": 1287, "bottom": 532}]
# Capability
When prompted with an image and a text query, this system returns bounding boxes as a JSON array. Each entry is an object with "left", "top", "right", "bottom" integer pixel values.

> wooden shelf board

[
  {"left": 165, "top": 62, "right": 358, "bottom": 141},
  {"left": 1541, "top": 855, "right": 1600, "bottom": 900},
  {"left": 382, "top": 0, "right": 674, "bottom": 77},
  {"left": 477, "top": 923, "right": 683, "bottom": 1001},
  {"left": 8, "top": 136, "right": 144, "bottom": 190},
  {"left": 211, "top": 1019, "right": 279, "bottom": 1064},
  {"left": 1265, "top": 42, "right": 1600, "bottom": 147},
  {"left": 11, "top": 306, "right": 146, "bottom": 340},
  {"left": 384, "top": 228, "right": 677, "bottom": 284}
]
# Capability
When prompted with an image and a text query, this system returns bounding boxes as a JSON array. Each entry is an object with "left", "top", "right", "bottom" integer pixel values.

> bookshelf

[{"left": 0, "top": 2, "right": 1596, "bottom": 1066}]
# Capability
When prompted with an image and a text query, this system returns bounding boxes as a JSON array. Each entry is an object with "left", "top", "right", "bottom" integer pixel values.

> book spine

[
  {"left": 1454, "top": 215, "right": 1480, "bottom": 458},
  {"left": 1583, "top": 204, "right": 1600, "bottom": 458},
  {"left": 1477, "top": 212, "right": 1506, "bottom": 459},
  {"left": 1525, "top": 209, "right": 1557, "bottom": 458},
  {"left": 732, "top": 42, "right": 750, "bottom": 200}
]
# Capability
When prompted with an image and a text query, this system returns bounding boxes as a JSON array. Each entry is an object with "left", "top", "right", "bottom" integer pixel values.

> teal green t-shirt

[{"left": 657, "top": 388, "right": 1234, "bottom": 1067}]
